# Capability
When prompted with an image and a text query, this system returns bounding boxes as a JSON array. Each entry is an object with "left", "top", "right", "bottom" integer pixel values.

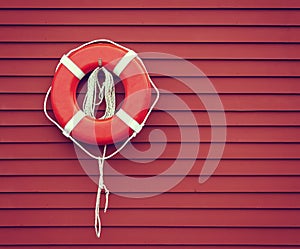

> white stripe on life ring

[
  {"left": 116, "top": 108, "right": 143, "bottom": 134},
  {"left": 113, "top": 50, "right": 137, "bottom": 77},
  {"left": 63, "top": 110, "right": 86, "bottom": 137},
  {"left": 60, "top": 55, "right": 85, "bottom": 80}
]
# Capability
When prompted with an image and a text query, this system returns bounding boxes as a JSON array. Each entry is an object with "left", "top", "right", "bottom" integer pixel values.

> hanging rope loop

[{"left": 94, "top": 146, "right": 110, "bottom": 238}]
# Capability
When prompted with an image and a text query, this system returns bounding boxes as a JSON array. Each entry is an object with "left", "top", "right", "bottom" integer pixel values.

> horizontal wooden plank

[
  {"left": 0, "top": 175, "right": 299, "bottom": 193},
  {"left": 0, "top": 143, "right": 299, "bottom": 160},
  {"left": 1, "top": 209, "right": 299, "bottom": 227},
  {"left": 1, "top": 159, "right": 300, "bottom": 176},
  {"left": 2, "top": 94, "right": 300, "bottom": 111},
  {"left": 1, "top": 247, "right": 298, "bottom": 249},
  {"left": 0, "top": 10, "right": 299, "bottom": 26},
  {"left": 0, "top": 227, "right": 299, "bottom": 245},
  {"left": 1, "top": 193, "right": 300, "bottom": 209},
  {"left": 3, "top": 43, "right": 300, "bottom": 60},
  {"left": 1, "top": 247, "right": 300, "bottom": 249},
  {"left": 1, "top": 126, "right": 299, "bottom": 143},
  {"left": 1, "top": 111, "right": 300, "bottom": 127},
  {"left": 1, "top": 0, "right": 300, "bottom": 9},
  {"left": 1, "top": 59, "right": 300, "bottom": 77},
  {"left": 0, "top": 245, "right": 300, "bottom": 249},
  {"left": 1, "top": 26, "right": 299, "bottom": 43},
  {"left": 2, "top": 76, "right": 300, "bottom": 94}
]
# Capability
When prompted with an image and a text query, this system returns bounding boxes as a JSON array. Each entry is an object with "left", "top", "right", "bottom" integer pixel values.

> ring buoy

[{"left": 51, "top": 43, "right": 152, "bottom": 145}]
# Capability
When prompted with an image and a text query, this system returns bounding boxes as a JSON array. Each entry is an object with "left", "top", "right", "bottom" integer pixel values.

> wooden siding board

[
  {"left": 2, "top": 94, "right": 300, "bottom": 111},
  {"left": 2, "top": 111, "right": 300, "bottom": 126},
  {"left": 1, "top": 59, "right": 300, "bottom": 77},
  {"left": 2, "top": 43, "right": 300, "bottom": 60},
  {"left": 0, "top": 245, "right": 300, "bottom": 249},
  {"left": 1, "top": 159, "right": 300, "bottom": 176},
  {"left": 1, "top": 126, "right": 300, "bottom": 143},
  {"left": 1, "top": 247, "right": 300, "bottom": 249},
  {"left": 0, "top": 247, "right": 298, "bottom": 249},
  {"left": 1, "top": 0, "right": 300, "bottom": 9},
  {"left": 1, "top": 143, "right": 300, "bottom": 160},
  {"left": 0, "top": 227, "right": 299, "bottom": 245},
  {"left": 0, "top": 10, "right": 300, "bottom": 26},
  {"left": 1, "top": 209, "right": 300, "bottom": 227},
  {"left": 0, "top": 175, "right": 300, "bottom": 193},
  {"left": 1, "top": 193, "right": 300, "bottom": 209},
  {"left": 2, "top": 77, "right": 300, "bottom": 94},
  {"left": 1, "top": 26, "right": 299, "bottom": 43}
]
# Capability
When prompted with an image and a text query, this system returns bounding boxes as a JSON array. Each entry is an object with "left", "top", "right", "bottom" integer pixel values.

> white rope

[
  {"left": 95, "top": 145, "right": 109, "bottom": 238},
  {"left": 43, "top": 39, "right": 160, "bottom": 238},
  {"left": 82, "top": 65, "right": 115, "bottom": 238},
  {"left": 82, "top": 67, "right": 115, "bottom": 119}
]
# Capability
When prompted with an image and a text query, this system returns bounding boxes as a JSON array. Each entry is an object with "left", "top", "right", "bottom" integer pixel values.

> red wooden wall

[{"left": 1, "top": 0, "right": 300, "bottom": 247}]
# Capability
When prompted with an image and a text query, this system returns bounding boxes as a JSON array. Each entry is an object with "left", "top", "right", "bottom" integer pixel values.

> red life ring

[{"left": 51, "top": 43, "right": 152, "bottom": 145}]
